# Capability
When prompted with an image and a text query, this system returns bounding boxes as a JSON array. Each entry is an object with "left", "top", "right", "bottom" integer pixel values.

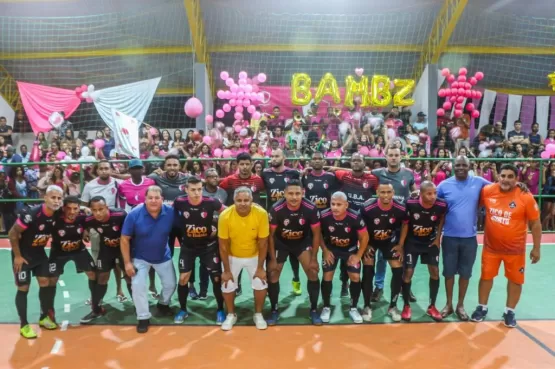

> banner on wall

[{"left": 111, "top": 109, "right": 140, "bottom": 158}]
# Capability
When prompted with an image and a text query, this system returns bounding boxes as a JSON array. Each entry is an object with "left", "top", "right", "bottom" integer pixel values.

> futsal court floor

[{"left": 1, "top": 235, "right": 554, "bottom": 369}]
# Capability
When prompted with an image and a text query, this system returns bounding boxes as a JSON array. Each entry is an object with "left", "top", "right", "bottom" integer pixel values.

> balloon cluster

[
  {"left": 437, "top": 68, "right": 484, "bottom": 119},
  {"left": 75, "top": 84, "right": 96, "bottom": 103},
  {"left": 215, "top": 71, "right": 269, "bottom": 121},
  {"left": 541, "top": 144, "right": 555, "bottom": 159}
]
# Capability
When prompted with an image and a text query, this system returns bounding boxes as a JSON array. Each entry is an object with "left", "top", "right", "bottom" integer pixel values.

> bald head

[
  {"left": 454, "top": 155, "right": 470, "bottom": 180},
  {"left": 270, "top": 148, "right": 285, "bottom": 168}
]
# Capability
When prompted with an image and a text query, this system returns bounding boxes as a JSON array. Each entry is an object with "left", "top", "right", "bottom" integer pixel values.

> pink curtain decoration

[
  {"left": 492, "top": 93, "right": 508, "bottom": 124},
  {"left": 550, "top": 96, "right": 555, "bottom": 129},
  {"left": 519, "top": 96, "right": 536, "bottom": 132},
  {"left": 17, "top": 81, "right": 82, "bottom": 135}
]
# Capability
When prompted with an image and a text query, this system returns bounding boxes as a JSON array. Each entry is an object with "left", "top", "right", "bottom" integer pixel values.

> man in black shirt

[
  {"left": 267, "top": 179, "right": 322, "bottom": 326},
  {"left": 320, "top": 191, "right": 369, "bottom": 324},
  {"left": 9, "top": 185, "right": 63, "bottom": 339},
  {"left": 81, "top": 196, "right": 129, "bottom": 323},
  {"left": 360, "top": 183, "right": 408, "bottom": 322},
  {"left": 173, "top": 176, "right": 226, "bottom": 325},
  {"left": 401, "top": 181, "right": 447, "bottom": 322},
  {"left": 0, "top": 116, "right": 13, "bottom": 145},
  {"left": 303, "top": 152, "right": 338, "bottom": 210}
]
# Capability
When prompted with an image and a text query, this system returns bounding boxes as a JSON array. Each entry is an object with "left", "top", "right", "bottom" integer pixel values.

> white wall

[{"left": 0, "top": 95, "right": 15, "bottom": 129}]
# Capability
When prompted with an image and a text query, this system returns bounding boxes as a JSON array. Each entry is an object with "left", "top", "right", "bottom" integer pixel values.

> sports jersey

[
  {"left": 303, "top": 171, "right": 338, "bottom": 209},
  {"left": 261, "top": 168, "right": 300, "bottom": 207},
  {"left": 202, "top": 187, "right": 228, "bottom": 205},
  {"left": 218, "top": 204, "right": 269, "bottom": 258},
  {"left": 481, "top": 183, "right": 540, "bottom": 255},
  {"left": 148, "top": 172, "right": 189, "bottom": 205},
  {"left": 405, "top": 198, "right": 447, "bottom": 245},
  {"left": 51, "top": 213, "right": 87, "bottom": 255},
  {"left": 219, "top": 173, "right": 265, "bottom": 206},
  {"left": 85, "top": 209, "right": 127, "bottom": 249},
  {"left": 269, "top": 198, "right": 320, "bottom": 246},
  {"left": 118, "top": 176, "right": 156, "bottom": 210},
  {"left": 361, "top": 198, "right": 407, "bottom": 246},
  {"left": 320, "top": 208, "right": 367, "bottom": 248},
  {"left": 371, "top": 167, "right": 415, "bottom": 203},
  {"left": 15, "top": 204, "right": 57, "bottom": 259},
  {"left": 173, "top": 195, "right": 224, "bottom": 247},
  {"left": 334, "top": 170, "right": 378, "bottom": 211}
]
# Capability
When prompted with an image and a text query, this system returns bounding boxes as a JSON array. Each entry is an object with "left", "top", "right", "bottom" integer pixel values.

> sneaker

[
  {"left": 427, "top": 305, "right": 443, "bottom": 322},
  {"left": 320, "top": 307, "right": 332, "bottom": 323},
  {"left": 20, "top": 324, "right": 37, "bottom": 339},
  {"left": 216, "top": 310, "right": 226, "bottom": 325},
  {"left": 401, "top": 305, "right": 412, "bottom": 322},
  {"left": 503, "top": 311, "right": 517, "bottom": 328},
  {"left": 156, "top": 303, "right": 174, "bottom": 317},
  {"left": 80, "top": 308, "right": 105, "bottom": 324},
  {"left": 266, "top": 310, "right": 279, "bottom": 326},
  {"left": 470, "top": 306, "right": 488, "bottom": 322},
  {"left": 371, "top": 288, "right": 383, "bottom": 303},
  {"left": 137, "top": 319, "right": 149, "bottom": 334},
  {"left": 39, "top": 316, "right": 57, "bottom": 330},
  {"left": 189, "top": 286, "right": 199, "bottom": 300},
  {"left": 174, "top": 310, "right": 189, "bottom": 323},
  {"left": 340, "top": 282, "right": 349, "bottom": 298},
  {"left": 48, "top": 309, "right": 57, "bottom": 324},
  {"left": 310, "top": 310, "right": 323, "bottom": 326},
  {"left": 349, "top": 308, "right": 363, "bottom": 324},
  {"left": 197, "top": 291, "right": 208, "bottom": 300},
  {"left": 388, "top": 307, "right": 402, "bottom": 322},
  {"left": 292, "top": 280, "right": 302, "bottom": 296},
  {"left": 361, "top": 306, "right": 373, "bottom": 322},
  {"left": 221, "top": 313, "right": 237, "bottom": 331},
  {"left": 456, "top": 306, "right": 470, "bottom": 322},
  {"left": 253, "top": 313, "right": 267, "bottom": 330}
]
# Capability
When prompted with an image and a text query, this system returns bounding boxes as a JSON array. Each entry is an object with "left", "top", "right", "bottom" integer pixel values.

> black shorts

[
  {"left": 404, "top": 241, "right": 440, "bottom": 268},
  {"left": 274, "top": 239, "right": 312, "bottom": 264},
  {"left": 367, "top": 242, "right": 400, "bottom": 260},
  {"left": 49, "top": 249, "right": 95, "bottom": 276},
  {"left": 11, "top": 251, "right": 49, "bottom": 286},
  {"left": 322, "top": 245, "right": 361, "bottom": 274},
  {"left": 178, "top": 242, "right": 221, "bottom": 275},
  {"left": 96, "top": 248, "right": 122, "bottom": 272}
]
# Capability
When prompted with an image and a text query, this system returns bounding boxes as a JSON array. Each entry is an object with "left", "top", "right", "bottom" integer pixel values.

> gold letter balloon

[
  {"left": 314, "top": 73, "right": 341, "bottom": 105},
  {"left": 371, "top": 75, "right": 392, "bottom": 107},
  {"left": 344, "top": 75, "right": 370, "bottom": 108},
  {"left": 290, "top": 73, "right": 313, "bottom": 106},
  {"left": 393, "top": 79, "right": 416, "bottom": 106}
]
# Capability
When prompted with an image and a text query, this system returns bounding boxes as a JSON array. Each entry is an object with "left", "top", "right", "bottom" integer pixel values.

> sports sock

[
  {"left": 93, "top": 284, "right": 108, "bottom": 313},
  {"left": 390, "top": 267, "right": 403, "bottom": 308},
  {"left": 289, "top": 257, "right": 300, "bottom": 282},
  {"left": 402, "top": 280, "right": 412, "bottom": 306},
  {"left": 88, "top": 279, "right": 96, "bottom": 299},
  {"left": 349, "top": 281, "right": 362, "bottom": 308},
  {"left": 339, "top": 260, "right": 348, "bottom": 284},
  {"left": 429, "top": 278, "right": 440, "bottom": 306},
  {"left": 211, "top": 274, "right": 224, "bottom": 310},
  {"left": 39, "top": 287, "right": 49, "bottom": 320},
  {"left": 16, "top": 290, "right": 29, "bottom": 327},
  {"left": 46, "top": 286, "right": 57, "bottom": 317},
  {"left": 268, "top": 282, "right": 280, "bottom": 311},
  {"left": 307, "top": 279, "right": 320, "bottom": 310},
  {"left": 178, "top": 284, "right": 189, "bottom": 311},
  {"left": 504, "top": 307, "right": 515, "bottom": 314},
  {"left": 362, "top": 265, "right": 375, "bottom": 307},
  {"left": 321, "top": 280, "right": 332, "bottom": 307}
]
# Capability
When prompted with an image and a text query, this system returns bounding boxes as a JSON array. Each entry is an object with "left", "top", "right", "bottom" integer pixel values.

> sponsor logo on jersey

[
  {"left": 307, "top": 183, "right": 314, "bottom": 190},
  {"left": 39, "top": 224, "right": 45, "bottom": 231},
  {"left": 58, "top": 230, "right": 66, "bottom": 237},
  {"left": 183, "top": 211, "right": 190, "bottom": 218},
  {"left": 413, "top": 213, "right": 420, "bottom": 220},
  {"left": 328, "top": 226, "right": 335, "bottom": 232},
  {"left": 269, "top": 178, "right": 275, "bottom": 184},
  {"left": 509, "top": 201, "right": 516, "bottom": 209},
  {"left": 284, "top": 219, "right": 290, "bottom": 226},
  {"left": 374, "top": 218, "right": 380, "bottom": 224}
]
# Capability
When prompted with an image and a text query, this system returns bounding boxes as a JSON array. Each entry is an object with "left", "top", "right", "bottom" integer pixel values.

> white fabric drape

[
  {"left": 505, "top": 94, "right": 523, "bottom": 133},
  {"left": 478, "top": 89, "right": 497, "bottom": 131},
  {"left": 536, "top": 96, "right": 550, "bottom": 138},
  {"left": 92, "top": 77, "right": 161, "bottom": 130},
  {"left": 111, "top": 109, "right": 141, "bottom": 158}
]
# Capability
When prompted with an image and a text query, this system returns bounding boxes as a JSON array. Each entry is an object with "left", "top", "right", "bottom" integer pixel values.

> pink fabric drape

[
  {"left": 493, "top": 93, "right": 508, "bottom": 124},
  {"left": 520, "top": 96, "right": 536, "bottom": 132},
  {"left": 17, "top": 81, "right": 82, "bottom": 135}
]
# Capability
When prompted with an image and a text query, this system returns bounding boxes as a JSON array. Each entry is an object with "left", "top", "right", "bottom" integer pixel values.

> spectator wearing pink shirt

[{"left": 118, "top": 159, "right": 156, "bottom": 210}]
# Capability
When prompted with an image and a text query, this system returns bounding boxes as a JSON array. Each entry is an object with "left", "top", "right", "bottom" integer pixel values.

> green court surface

[{"left": 0, "top": 245, "right": 552, "bottom": 327}]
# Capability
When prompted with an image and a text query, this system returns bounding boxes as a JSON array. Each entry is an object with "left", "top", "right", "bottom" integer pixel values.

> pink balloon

[
  {"left": 475, "top": 91, "right": 483, "bottom": 98},
  {"left": 458, "top": 88, "right": 465, "bottom": 95},
  {"left": 56, "top": 151, "right": 66, "bottom": 160},
  {"left": 244, "top": 84, "right": 253, "bottom": 93},
  {"left": 230, "top": 92, "right": 237, "bottom": 99},
  {"left": 450, "top": 96, "right": 457, "bottom": 103},
  {"left": 451, "top": 88, "right": 458, "bottom": 95},
  {"left": 469, "top": 77, "right": 478, "bottom": 85},
  {"left": 234, "top": 124, "right": 242, "bottom": 133},
  {"left": 205, "top": 114, "right": 214, "bottom": 124},
  {"left": 443, "top": 102, "right": 452, "bottom": 110},
  {"left": 237, "top": 91, "right": 245, "bottom": 99},
  {"left": 239, "top": 128, "right": 248, "bottom": 137},
  {"left": 234, "top": 112, "right": 243, "bottom": 121},
  {"left": 459, "top": 67, "right": 468, "bottom": 75},
  {"left": 546, "top": 144, "right": 555, "bottom": 154},
  {"left": 217, "top": 90, "right": 225, "bottom": 99},
  {"left": 239, "top": 71, "right": 248, "bottom": 80},
  {"left": 229, "top": 99, "right": 236, "bottom": 107},
  {"left": 447, "top": 75, "right": 456, "bottom": 83},
  {"left": 451, "top": 82, "right": 459, "bottom": 89},
  {"left": 257, "top": 73, "right": 267, "bottom": 83},
  {"left": 213, "top": 148, "right": 223, "bottom": 158},
  {"left": 236, "top": 99, "right": 243, "bottom": 106},
  {"left": 223, "top": 104, "right": 231, "bottom": 112},
  {"left": 247, "top": 105, "right": 256, "bottom": 114},
  {"left": 464, "top": 90, "right": 472, "bottom": 98},
  {"left": 475, "top": 71, "right": 484, "bottom": 80},
  {"left": 455, "top": 103, "right": 463, "bottom": 110},
  {"left": 94, "top": 139, "right": 105, "bottom": 149},
  {"left": 216, "top": 109, "right": 225, "bottom": 118},
  {"left": 457, "top": 75, "right": 467, "bottom": 82},
  {"left": 438, "top": 89, "right": 446, "bottom": 97},
  {"left": 222, "top": 149, "right": 232, "bottom": 158},
  {"left": 81, "top": 84, "right": 87, "bottom": 91},
  {"left": 224, "top": 90, "right": 232, "bottom": 99},
  {"left": 457, "top": 96, "right": 465, "bottom": 103},
  {"left": 466, "top": 103, "right": 475, "bottom": 111},
  {"left": 246, "top": 78, "right": 252, "bottom": 84},
  {"left": 252, "top": 84, "right": 259, "bottom": 93},
  {"left": 184, "top": 97, "right": 204, "bottom": 118},
  {"left": 203, "top": 136, "right": 213, "bottom": 145},
  {"left": 471, "top": 110, "right": 480, "bottom": 118},
  {"left": 470, "top": 90, "right": 477, "bottom": 98},
  {"left": 437, "top": 108, "right": 445, "bottom": 117},
  {"left": 541, "top": 151, "right": 551, "bottom": 159},
  {"left": 441, "top": 68, "right": 450, "bottom": 77},
  {"left": 220, "top": 71, "right": 229, "bottom": 80},
  {"left": 235, "top": 106, "right": 244, "bottom": 113},
  {"left": 252, "top": 111, "right": 261, "bottom": 120},
  {"left": 242, "top": 99, "right": 251, "bottom": 107},
  {"left": 230, "top": 84, "right": 238, "bottom": 92},
  {"left": 86, "top": 97, "right": 93, "bottom": 103},
  {"left": 444, "top": 89, "right": 452, "bottom": 96},
  {"left": 239, "top": 79, "right": 247, "bottom": 86},
  {"left": 454, "top": 109, "right": 463, "bottom": 117},
  {"left": 225, "top": 78, "right": 234, "bottom": 87}
]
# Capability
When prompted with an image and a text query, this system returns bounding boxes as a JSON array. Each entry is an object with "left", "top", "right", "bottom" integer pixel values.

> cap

[
  {"left": 417, "top": 112, "right": 427, "bottom": 117},
  {"left": 129, "top": 159, "right": 144, "bottom": 169}
]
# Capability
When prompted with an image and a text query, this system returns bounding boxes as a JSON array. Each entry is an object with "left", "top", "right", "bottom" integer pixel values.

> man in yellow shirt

[{"left": 218, "top": 186, "right": 269, "bottom": 331}]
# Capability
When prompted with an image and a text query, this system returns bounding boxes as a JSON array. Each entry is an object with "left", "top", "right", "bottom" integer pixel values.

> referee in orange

[{"left": 470, "top": 164, "right": 542, "bottom": 328}]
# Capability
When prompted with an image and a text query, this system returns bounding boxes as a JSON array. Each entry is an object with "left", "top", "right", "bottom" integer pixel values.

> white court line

[
  {"left": 63, "top": 291, "right": 69, "bottom": 299},
  {"left": 50, "top": 339, "right": 63, "bottom": 354},
  {"left": 64, "top": 304, "right": 70, "bottom": 313},
  {"left": 61, "top": 320, "right": 69, "bottom": 331},
  {"left": 58, "top": 280, "right": 65, "bottom": 287}
]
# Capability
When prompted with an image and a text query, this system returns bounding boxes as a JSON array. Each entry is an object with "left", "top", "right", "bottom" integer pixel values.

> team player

[
  {"left": 49, "top": 197, "right": 96, "bottom": 321},
  {"left": 320, "top": 191, "right": 369, "bottom": 323},
  {"left": 173, "top": 176, "right": 226, "bottom": 324},
  {"left": 471, "top": 164, "right": 542, "bottom": 327},
  {"left": 267, "top": 179, "right": 323, "bottom": 325},
  {"left": 81, "top": 196, "right": 129, "bottom": 323},
  {"left": 360, "top": 183, "right": 408, "bottom": 322},
  {"left": 9, "top": 185, "right": 63, "bottom": 339},
  {"left": 261, "top": 148, "right": 303, "bottom": 296},
  {"left": 400, "top": 181, "right": 447, "bottom": 322},
  {"left": 303, "top": 151, "right": 338, "bottom": 210}
]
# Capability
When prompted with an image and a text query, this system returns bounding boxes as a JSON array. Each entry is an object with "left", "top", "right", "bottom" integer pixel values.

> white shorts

[{"left": 221, "top": 255, "right": 267, "bottom": 293}]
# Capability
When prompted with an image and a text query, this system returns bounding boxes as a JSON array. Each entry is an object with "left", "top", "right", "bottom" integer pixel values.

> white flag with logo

[{"left": 111, "top": 109, "right": 140, "bottom": 158}]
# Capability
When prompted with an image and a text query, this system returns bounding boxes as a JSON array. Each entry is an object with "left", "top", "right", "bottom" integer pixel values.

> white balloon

[
  {"left": 353, "top": 112, "right": 361, "bottom": 120},
  {"left": 81, "top": 91, "right": 90, "bottom": 98}
]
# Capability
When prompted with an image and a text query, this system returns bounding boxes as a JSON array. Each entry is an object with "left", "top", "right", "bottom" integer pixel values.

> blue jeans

[
  {"left": 373, "top": 250, "right": 387, "bottom": 289},
  {"left": 132, "top": 258, "right": 177, "bottom": 320}
]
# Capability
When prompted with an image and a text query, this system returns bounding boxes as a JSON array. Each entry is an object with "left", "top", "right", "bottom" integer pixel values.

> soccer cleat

[
  {"left": 427, "top": 305, "right": 443, "bottom": 322},
  {"left": 340, "top": 282, "right": 349, "bottom": 298},
  {"left": 292, "top": 280, "right": 302, "bottom": 296},
  {"left": 371, "top": 288, "right": 383, "bottom": 302},
  {"left": 216, "top": 310, "right": 226, "bottom": 325},
  {"left": 361, "top": 306, "right": 373, "bottom": 322},
  {"left": 39, "top": 316, "right": 57, "bottom": 330},
  {"left": 320, "top": 307, "right": 332, "bottom": 323},
  {"left": 80, "top": 308, "right": 106, "bottom": 324},
  {"left": 503, "top": 311, "right": 517, "bottom": 328},
  {"left": 174, "top": 310, "right": 189, "bottom": 324},
  {"left": 221, "top": 314, "right": 237, "bottom": 331},
  {"left": 388, "top": 307, "right": 402, "bottom": 322},
  {"left": 253, "top": 313, "right": 267, "bottom": 330},
  {"left": 310, "top": 310, "right": 323, "bottom": 326},
  {"left": 349, "top": 308, "right": 363, "bottom": 324},
  {"left": 266, "top": 310, "right": 279, "bottom": 326},
  {"left": 197, "top": 291, "right": 208, "bottom": 300},
  {"left": 470, "top": 306, "right": 488, "bottom": 322},
  {"left": 20, "top": 325, "right": 37, "bottom": 339},
  {"left": 401, "top": 305, "right": 412, "bottom": 322}
]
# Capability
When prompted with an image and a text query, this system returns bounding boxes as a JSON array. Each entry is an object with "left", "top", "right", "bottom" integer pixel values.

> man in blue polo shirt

[
  {"left": 437, "top": 156, "right": 489, "bottom": 321},
  {"left": 121, "top": 185, "right": 177, "bottom": 333}
]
